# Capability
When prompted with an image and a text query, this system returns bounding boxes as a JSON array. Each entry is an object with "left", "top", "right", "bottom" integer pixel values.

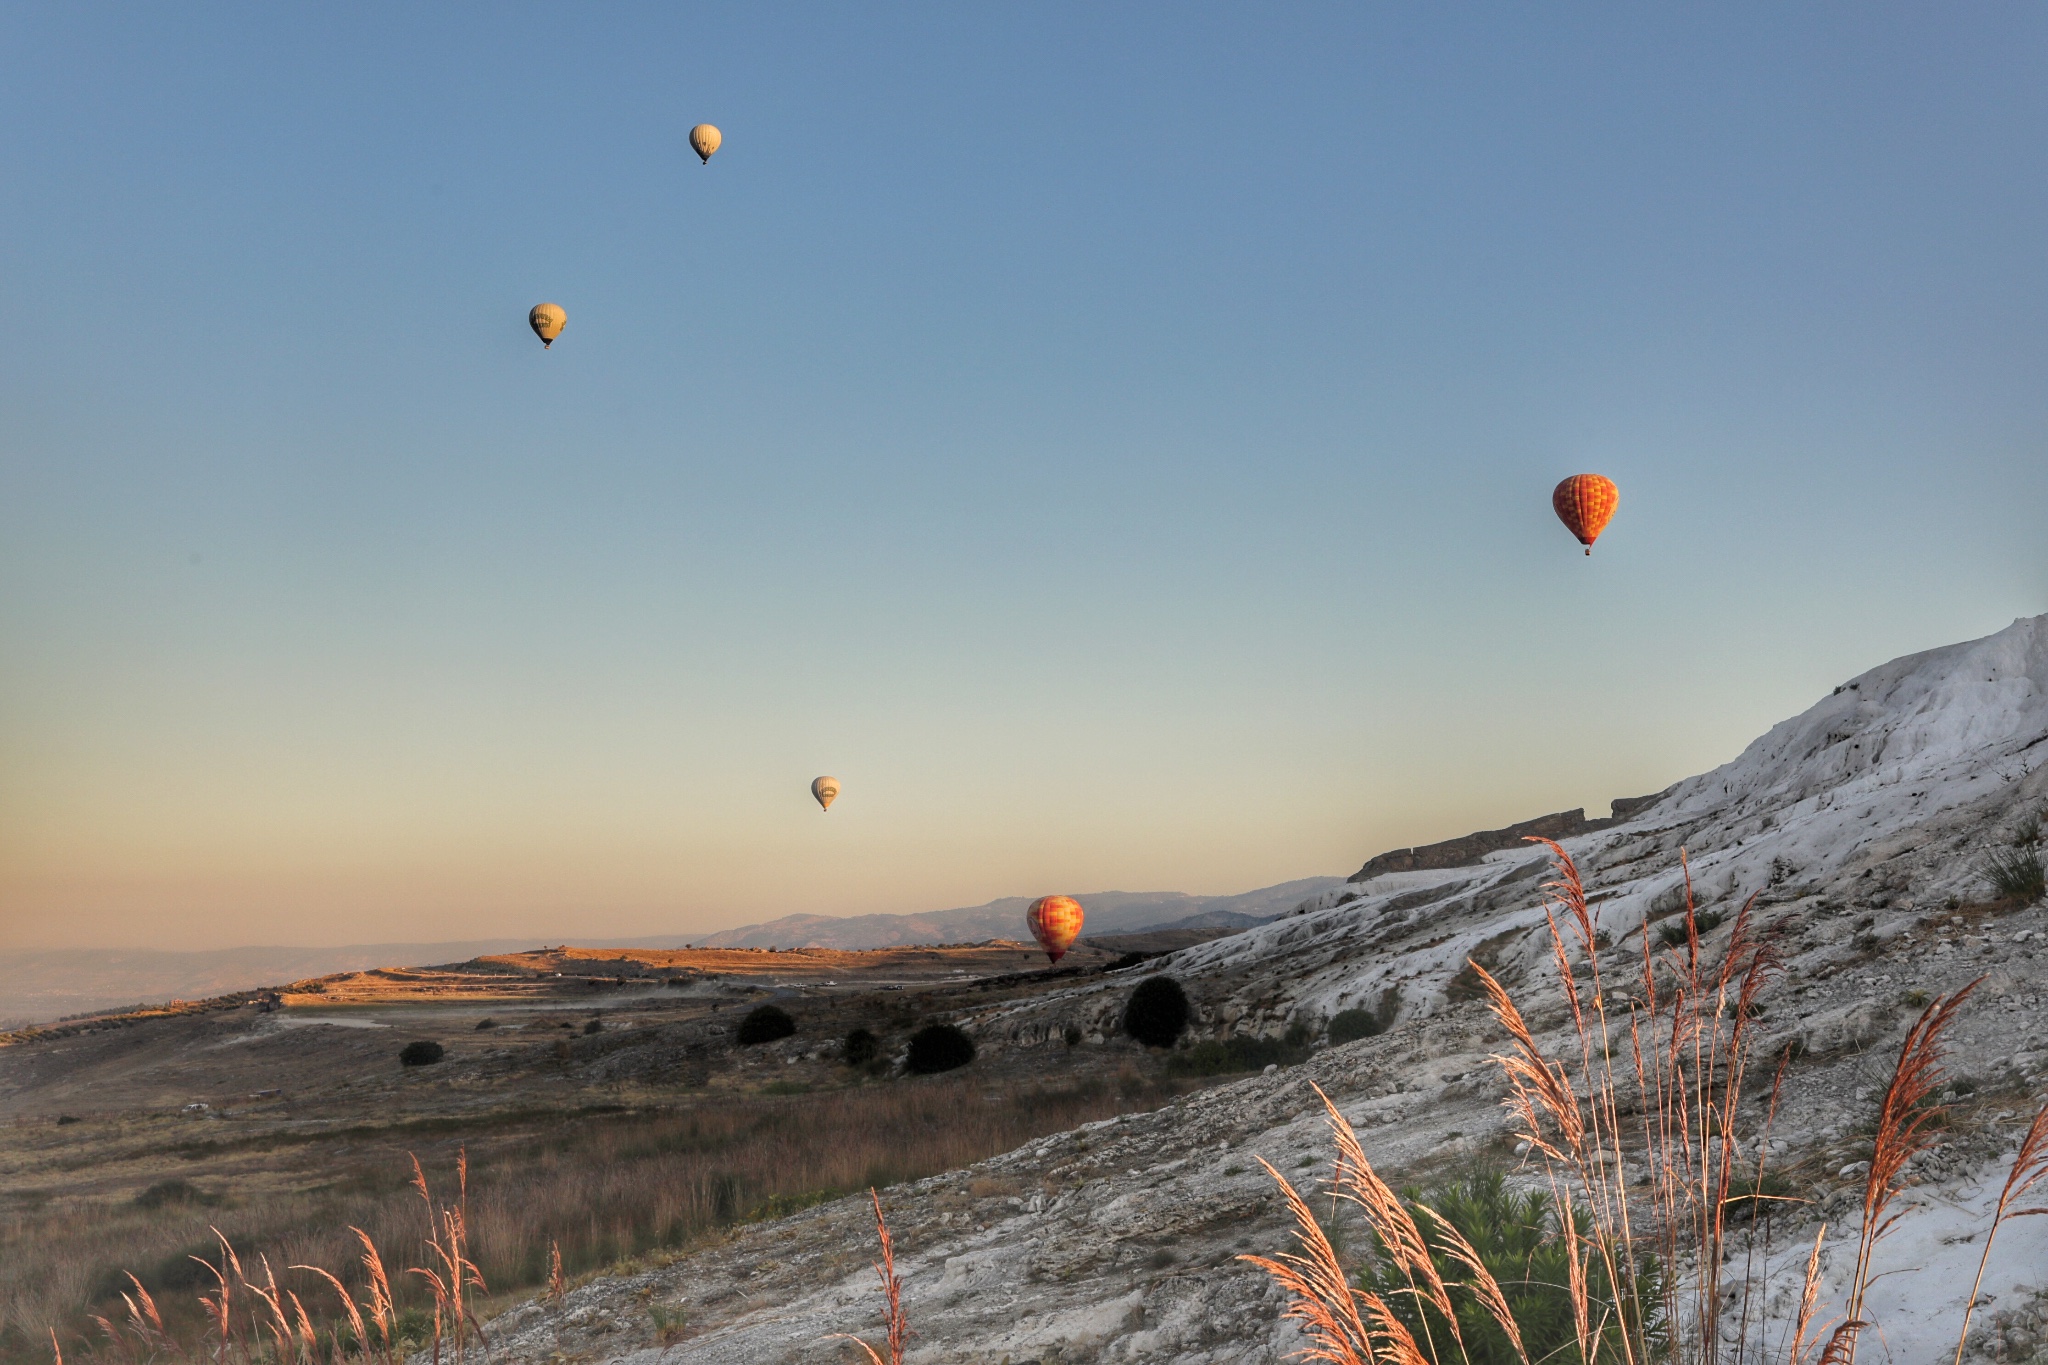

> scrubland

[{"left": 0, "top": 941, "right": 1194, "bottom": 1364}]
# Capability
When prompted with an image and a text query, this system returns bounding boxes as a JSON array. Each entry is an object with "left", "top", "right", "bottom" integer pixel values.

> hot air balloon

[
  {"left": 811, "top": 776, "right": 840, "bottom": 811},
  {"left": 1552, "top": 474, "right": 1619, "bottom": 555},
  {"left": 1026, "top": 895, "right": 1085, "bottom": 965},
  {"left": 688, "top": 124, "right": 722, "bottom": 164},
  {"left": 529, "top": 303, "right": 566, "bottom": 349}
]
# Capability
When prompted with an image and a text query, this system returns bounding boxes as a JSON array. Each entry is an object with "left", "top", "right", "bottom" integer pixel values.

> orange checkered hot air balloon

[
  {"left": 1552, "top": 474, "right": 1619, "bottom": 555},
  {"left": 1026, "top": 895, "right": 1085, "bottom": 964}
]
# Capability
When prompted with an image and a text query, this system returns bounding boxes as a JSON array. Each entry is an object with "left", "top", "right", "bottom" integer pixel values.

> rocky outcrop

[
  {"left": 1347, "top": 808, "right": 1608, "bottom": 882},
  {"left": 1345, "top": 790, "right": 1674, "bottom": 884}
]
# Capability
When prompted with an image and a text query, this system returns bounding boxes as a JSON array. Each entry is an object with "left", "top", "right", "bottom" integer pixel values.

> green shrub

[
  {"left": 1656, "top": 908, "right": 1726, "bottom": 948},
  {"left": 1985, "top": 845, "right": 2046, "bottom": 903},
  {"left": 1122, "top": 976, "right": 1191, "bottom": 1048},
  {"left": 736, "top": 1004, "right": 796, "bottom": 1045},
  {"left": 398, "top": 1040, "right": 444, "bottom": 1067},
  {"left": 1357, "top": 1166, "right": 1663, "bottom": 1365},
  {"left": 1165, "top": 1032, "right": 1312, "bottom": 1078},
  {"left": 905, "top": 1024, "right": 975, "bottom": 1074},
  {"left": 1327, "top": 1008, "right": 1383, "bottom": 1046}
]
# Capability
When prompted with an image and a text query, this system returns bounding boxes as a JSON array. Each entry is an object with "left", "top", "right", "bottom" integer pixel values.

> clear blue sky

[{"left": 3, "top": 4, "right": 2045, "bottom": 949}]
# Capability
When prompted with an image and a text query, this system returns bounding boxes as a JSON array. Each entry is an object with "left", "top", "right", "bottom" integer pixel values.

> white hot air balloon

[
  {"left": 811, "top": 776, "right": 840, "bottom": 811},
  {"left": 689, "top": 124, "right": 722, "bottom": 164}
]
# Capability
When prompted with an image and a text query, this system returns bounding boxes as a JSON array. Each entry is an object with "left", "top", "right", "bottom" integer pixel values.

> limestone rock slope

[{"left": 486, "top": 615, "right": 2048, "bottom": 1365}]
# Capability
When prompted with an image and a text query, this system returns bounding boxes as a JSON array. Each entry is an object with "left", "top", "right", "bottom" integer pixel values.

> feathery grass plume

[
  {"left": 830, "top": 1190, "right": 907, "bottom": 1365},
  {"left": 1950, "top": 1097, "right": 2048, "bottom": 1365},
  {"left": 355, "top": 1228, "right": 397, "bottom": 1365},
  {"left": 1243, "top": 1088, "right": 1535, "bottom": 1365},
  {"left": 547, "top": 1241, "right": 565, "bottom": 1304},
  {"left": 406, "top": 1151, "right": 487, "bottom": 1365},
  {"left": 1239, "top": 1160, "right": 1399, "bottom": 1365},
  {"left": 1315, "top": 1086, "right": 1464, "bottom": 1360},
  {"left": 1785, "top": 1224, "right": 1834, "bottom": 1365},
  {"left": 292, "top": 1264, "right": 369, "bottom": 1365},
  {"left": 1841, "top": 979, "right": 1982, "bottom": 1357},
  {"left": 193, "top": 1230, "right": 244, "bottom": 1365},
  {"left": 1358, "top": 1166, "right": 1661, "bottom": 1365},
  {"left": 1306, "top": 842, "right": 1787, "bottom": 1365}
]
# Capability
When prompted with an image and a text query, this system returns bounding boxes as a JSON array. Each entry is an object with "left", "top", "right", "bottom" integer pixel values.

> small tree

[
  {"left": 1122, "top": 975, "right": 1190, "bottom": 1048},
  {"left": 736, "top": 1004, "right": 796, "bottom": 1045},
  {"left": 399, "top": 1040, "right": 445, "bottom": 1067},
  {"left": 905, "top": 1024, "right": 975, "bottom": 1074}
]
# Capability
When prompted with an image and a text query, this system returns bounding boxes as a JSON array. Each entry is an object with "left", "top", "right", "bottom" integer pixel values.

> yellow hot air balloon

[
  {"left": 811, "top": 776, "right": 840, "bottom": 811},
  {"left": 529, "top": 303, "right": 566, "bottom": 349},
  {"left": 688, "top": 124, "right": 722, "bottom": 164}
]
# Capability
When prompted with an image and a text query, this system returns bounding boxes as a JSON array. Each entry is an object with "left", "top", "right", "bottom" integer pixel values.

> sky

[{"left": 3, "top": 4, "right": 2046, "bottom": 951}]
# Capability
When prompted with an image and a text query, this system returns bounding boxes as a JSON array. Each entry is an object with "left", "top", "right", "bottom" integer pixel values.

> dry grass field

[{"left": 0, "top": 937, "right": 1206, "bottom": 1364}]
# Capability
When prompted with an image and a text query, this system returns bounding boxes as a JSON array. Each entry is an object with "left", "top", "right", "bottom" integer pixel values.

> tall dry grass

[
  {"left": 59, "top": 1160, "right": 482, "bottom": 1365},
  {"left": 830, "top": 1191, "right": 907, "bottom": 1365},
  {"left": 17, "top": 1070, "right": 1173, "bottom": 1364},
  {"left": 1248, "top": 840, "right": 2048, "bottom": 1365}
]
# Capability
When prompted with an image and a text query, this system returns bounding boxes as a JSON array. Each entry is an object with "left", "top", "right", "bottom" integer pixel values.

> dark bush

[
  {"left": 1656, "top": 908, "right": 1726, "bottom": 949},
  {"left": 398, "top": 1040, "right": 444, "bottom": 1067},
  {"left": 1327, "top": 1008, "right": 1383, "bottom": 1046},
  {"left": 736, "top": 1004, "right": 796, "bottom": 1045},
  {"left": 474, "top": 1018, "right": 497, "bottom": 1030},
  {"left": 583, "top": 1018, "right": 605, "bottom": 1035},
  {"left": 133, "top": 1179, "right": 217, "bottom": 1210},
  {"left": 843, "top": 1027, "right": 881, "bottom": 1067},
  {"left": 905, "top": 1024, "right": 975, "bottom": 1074},
  {"left": 1122, "top": 975, "right": 1190, "bottom": 1048},
  {"left": 1164, "top": 1031, "right": 1313, "bottom": 1078}
]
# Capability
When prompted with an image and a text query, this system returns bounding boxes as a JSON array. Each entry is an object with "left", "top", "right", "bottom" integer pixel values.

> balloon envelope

[
  {"left": 1026, "top": 895, "right": 1085, "bottom": 964},
  {"left": 811, "top": 776, "right": 840, "bottom": 811},
  {"left": 1552, "top": 474, "right": 1619, "bottom": 554},
  {"left": 529, "top": 303, "right": 566, "bottom": 348},
  {"left": 689, "top": 124, "right": 722, "bottom": 163}
]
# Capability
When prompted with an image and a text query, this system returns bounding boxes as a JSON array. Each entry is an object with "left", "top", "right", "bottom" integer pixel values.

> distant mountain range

[
  {"left": 0, "top": 878, "right": 1343, "bottom": 1026},
  {"left": 694, "top": 879, "right": 1343, "bottom": 949}
]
